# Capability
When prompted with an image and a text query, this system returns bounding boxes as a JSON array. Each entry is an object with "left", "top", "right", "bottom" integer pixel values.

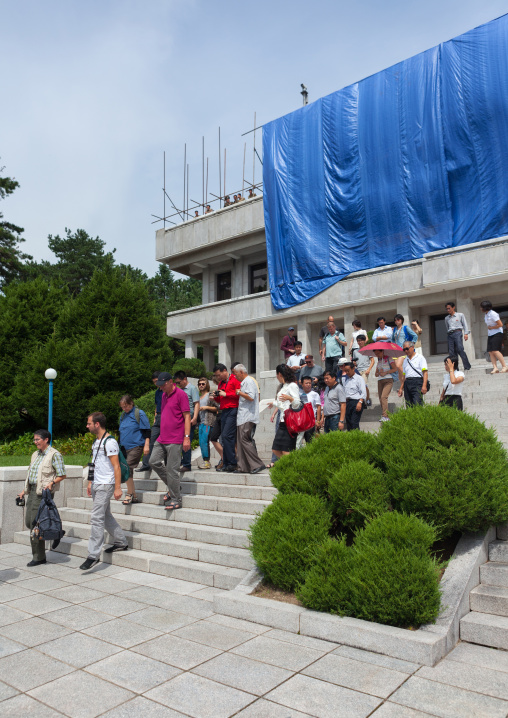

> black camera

[
  {"left": 15, "top": 496, "right": 25, "bottom": 507},
  {"left": 87, "top": 463, "right": 95, "bottom": 482}
]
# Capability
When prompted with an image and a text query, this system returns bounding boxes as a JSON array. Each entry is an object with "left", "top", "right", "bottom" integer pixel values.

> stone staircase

[
  {"left": 13, "top": 467, "right": 275, "bottom": 589},
  {"left": 461, "top": 538, "right": 508, "bottom": 650}
]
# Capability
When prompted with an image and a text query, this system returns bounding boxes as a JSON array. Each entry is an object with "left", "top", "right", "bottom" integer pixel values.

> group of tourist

[{"left": 199, "top": 188, "right": 258, "bottom": 216}]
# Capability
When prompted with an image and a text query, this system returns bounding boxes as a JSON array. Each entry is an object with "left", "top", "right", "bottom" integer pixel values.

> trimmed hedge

[
  {"left": 296, "top": 538, "right": 352, "bottom": 615},
  {"left": 328, "top": 460, "right": 390, "bottom": 530},
  {"left": 249, "top": 493, "right": 332, "bottom": 591},
  {"left": 172, "top": 357, "right": 208, "bottom": 379}
]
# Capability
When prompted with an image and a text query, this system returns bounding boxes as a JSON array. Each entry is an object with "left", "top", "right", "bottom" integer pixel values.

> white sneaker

[
  {"left": 199, "top": 461, "right": 211, "bottom": 470},
  {"left": 380, "top": 416, "right": 390, "bottom": 422}
]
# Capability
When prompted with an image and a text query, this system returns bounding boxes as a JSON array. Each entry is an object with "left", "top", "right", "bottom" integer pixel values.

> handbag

[
  {"left": 284, "top": 402, "right": 316, "bottom": 437},
  {"left": 406, "top": 359, "right": 431, "bottom": 391}
]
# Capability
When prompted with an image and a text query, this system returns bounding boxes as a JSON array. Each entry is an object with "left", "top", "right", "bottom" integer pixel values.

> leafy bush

[
  {"left": 380, "top": 404, "right": 508, "bottom": 537},
  {"left": 354, "top": 511, "right": 437, "bottom": 558},
  {"left": 172, "top": 357, "right": 208, "bottom": 379},
  {"left": 296, "top": 538, "right": 352, "bottom": 614},
  {"left": 0, "top": 432, "right": 94, "bottom": 456},
  {"left": 270, "top": 431, "right": 381, "bottom": 498},
  {"left": 328, "top": 460, "right": 390, "bottom": 529},
  {"left": 135, "top": 389, "right": 157, "bottom": 424},
  {"left": 249, "top": 493, "right": 332, "bottom": 591}
]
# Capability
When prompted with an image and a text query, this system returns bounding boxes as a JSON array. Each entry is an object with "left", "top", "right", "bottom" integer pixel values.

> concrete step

[
  {"left": 132, "top": 469, "right": 273, "bottom": 488},
  {"left": 57, "top": 520, "right": 254, "bottom": 570},
  {"left": 470, "top": 584, "right": 508, "bottom": 617},
  {"left": 480, "top": 562, "right": 508, "bottom": 588},
  {"left": 13, "top": 531, "right": 247, "bottom": 589},
  {"left": 67, "top": 497, "right": 256, "bottom": 530},
  {"left": 178, "top": 482, "right": 277, "bottom": 501},
  {"left": 489, "top": 540, "right": 508, "bottom": 563},
  {"left": 124, "top": 490, "right": 272, "bottom": 515},
  {"left": 59, "top": 507, "right": 249, "bottom": 549},
  {"left": 460, "top": 611, "right": 508, "bottom": 650}
]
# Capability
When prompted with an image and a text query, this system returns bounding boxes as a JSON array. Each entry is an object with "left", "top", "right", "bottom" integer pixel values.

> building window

[
  {"left": 216, "top": 272, "right": 231, "bottom": 301},
  {"left": 249, "top": 263, "right": 268, "bottom": 294},
  {"left": 249, "top": 341, "right": 257, "bottom": 375}
]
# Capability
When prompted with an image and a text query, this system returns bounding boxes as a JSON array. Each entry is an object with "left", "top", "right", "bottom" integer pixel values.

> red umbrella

[{"left": 357, "top": 341, "right": 405, "bottom": 358}]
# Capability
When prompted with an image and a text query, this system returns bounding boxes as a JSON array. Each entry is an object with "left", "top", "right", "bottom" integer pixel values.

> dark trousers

[
  {"left": 139, "top": 416, "right": 161, "bottom": 470},
  {"left": 303, "top": 426, "right": 315, "bottom": 443},
  {"left": 441, "top": 394, "right": 463, "bottom": 411},
  {"left": 324, "top": 414, "right": 340, "bottom": 433},
  {"left": 404, "top": 378, "right": 424, "bottom": 406},
  {"left": 221, "top": 407, "right": 238, "bottom": 467},
  {"left": 181, "top": 425, "right": 195, "bottom": 469},
  {"left": 325, "top": 356, "right": 340, "bottom": 375},
  {"left": 447, "top": 331, "right": 471, "bottom": 370},
  {"left": 236, "top": 422, "right": 264, "bottom": 472},
  {"left": 25, "top": 485, "right": 52, "bottom": 561},
  {"left": 345, "top": 398, "right": 364, "bottom": 431}
]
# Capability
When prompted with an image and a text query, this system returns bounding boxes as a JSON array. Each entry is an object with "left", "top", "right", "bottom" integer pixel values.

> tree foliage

[{"left": 0, "top": 165, "right": 32, "bottom": 287}]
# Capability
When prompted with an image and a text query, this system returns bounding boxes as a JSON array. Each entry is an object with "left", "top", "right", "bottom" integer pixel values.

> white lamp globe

[{"left": 45, "top": 368, "right": 57, "bottom": 380}]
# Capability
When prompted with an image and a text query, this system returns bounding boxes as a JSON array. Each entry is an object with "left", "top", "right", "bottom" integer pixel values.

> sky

[{"left": 2, "top": 0, "right": 507, "bottom": 278}]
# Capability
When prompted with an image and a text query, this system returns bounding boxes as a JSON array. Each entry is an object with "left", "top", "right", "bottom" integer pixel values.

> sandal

[
  {"left": 122, "top": 494, "right": 139, "bottom": 505},
  {"left": 265, "top": 462, "right": 275, "bottom": 469},
  {"left": 165, "top": 500, "right": 182, "bottom": 511},
  {"left": 163, "top": 492, "right": 172, "bottom": 503}
]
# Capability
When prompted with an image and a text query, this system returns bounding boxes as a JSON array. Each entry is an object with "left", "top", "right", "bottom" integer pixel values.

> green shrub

[
  {"left": 249, "top": 493, "right": 332, "bottom": 591},
  {"left": 172, "top": 357, "right": 208, "bottom": 379},
  {"left": 380, "top": 404, "right": 508, "bottom": 537},
  {"left": 296, "top": 538, "right": 352, "bottom": 614},
  {"left": 0, "top": 432, "right": 95, "bottom": 456},
  {"left": 135, "top": 389, "right": 157, "bottom": 424},
  {"left": 355, "top": 511, "right": 437, "bottom": 558},
  {"left": 328, "top": 460, "right": 390, "bottom": 529},
  {"left": 270, "top": 430, "right": 381, "bottom": 498}
]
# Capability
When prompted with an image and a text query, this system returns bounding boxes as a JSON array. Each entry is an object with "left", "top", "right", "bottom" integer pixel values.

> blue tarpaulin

[{"left": 263, "top": 15, "right": 508, "bottom": 310}]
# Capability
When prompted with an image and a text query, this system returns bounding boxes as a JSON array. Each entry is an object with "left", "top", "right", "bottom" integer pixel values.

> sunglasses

[
  {"left": 403, "top": 347, "right": 411, "bottom": 351},
  {"left": 198, "top": 383, "right": 206, "bottom": 386}
]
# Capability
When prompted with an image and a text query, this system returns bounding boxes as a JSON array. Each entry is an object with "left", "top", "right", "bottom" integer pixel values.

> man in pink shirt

[{"left": 149, "top": 372, "right": 191, "bottom": 511}]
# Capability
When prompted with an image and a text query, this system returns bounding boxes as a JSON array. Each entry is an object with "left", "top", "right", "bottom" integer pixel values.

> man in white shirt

[
  {"left": 233, "top": 364, "right": 265, "bottom": 474},
  {"left": 287, "top": 341, "right": 305, "bottom": 381},
  {"left": 81, "top": 412, "right": 128, "bottom": 570},
  {"left": 398, "top": 342, "right": 428, "bottom": 406},
  {"left": 480, "top": 300, "right": 508, "bottom": 374},
  {"left": 444, "top": 302, "right": 471, "bottom": 370}
]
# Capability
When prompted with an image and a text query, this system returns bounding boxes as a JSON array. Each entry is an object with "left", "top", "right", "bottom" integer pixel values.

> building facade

[{"left": 157, "top": 195, "right": 508, "bottom": 394}]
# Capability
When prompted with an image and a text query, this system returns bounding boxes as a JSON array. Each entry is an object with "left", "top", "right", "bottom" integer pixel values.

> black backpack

[{"left": 31, "top": 488, "right": 65, "bottom": 541}]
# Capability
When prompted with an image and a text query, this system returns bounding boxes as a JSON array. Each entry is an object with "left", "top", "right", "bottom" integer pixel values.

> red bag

[{"left": 284, "top": 402, "right": 316, "bottom": 437}]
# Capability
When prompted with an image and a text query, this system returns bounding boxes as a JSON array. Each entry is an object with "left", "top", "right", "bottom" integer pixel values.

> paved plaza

[{"left": 0, "top": 543, "right": 508, "bottom": 717}]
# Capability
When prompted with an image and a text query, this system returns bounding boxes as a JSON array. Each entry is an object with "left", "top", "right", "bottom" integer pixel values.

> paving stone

[
  {"left": 16, "top": 575, "right": 70, "bottom": 593},
  {"left": 83, "top": 577, "right": 139, "bottom": 594},
  {"left": 234, "top": 700, "right": 313, "bottom": 717},
  {"left": 0, "top": 693, "right": 64, "bottom": 717},
  {"left": 231, "top": 635, "right": 325, "bottom": 671},
  {"left": 125, "top": 606, "right": 197, "bottom": 632},
  {"left": 100, "top": 695, "right": 188, "bottom": 717},
  {"left": 172, "top": 620, "right": 256, "bottom": 650},
  {"left": 302, "top": 653, "right": 409, "bottom": 699},
  {"left": 0, "top": 604, "right": 31, "bottom": 627},
  {"left": 390, "top": 676, "right": 508, "bottom": 718},
  {"left": 6, "top": 593, "right": 72, "bottom": 616},
  {"left": 0, "top": 616, "right": 72, "bottom": 647},
  {"left": 145, "top": 672, "right": 254, "bottom": 718},
  {"left": 48, "top": 584, "right": 108, "bottom": 604},
  {"left": 0, "top": 582, "right": 35, "bottom": 602},
  {"left": 265, "top": 628, "right": 339, "bottom": 652},
  {"left": 447, "top": 641, "right": 508, "bottom": 674},
  {"left": 122, "top": 586, "right": 214, "bottom": 618},
  {"left": 266, "top": 673, "right": 382, "bottom": 718},
  {"left": 132, "top": 634, "right": 222, "bottom": 670},
  {"left": 150, "top": 577, "right": 207, "bottom": 594},
  {"left": 86, "top": 649, "right": 181, "bottom": 694},
  {"left": 371, "top": 704, "right": 436, "bottom": 717},
  {"left": 0, "top": 680, "right": 18, "bottom": 703},
  {"left": 189, "top": 587, "right": 229, "bottom": 602},
  {"left": 193, "top": 651, "right": 293, "bottom": 695},
  {"left": 0, "top": 543, "right": 31, "bottom": 555},
  {"left": 0, "top": 647, "right": 74, "bottom": 691},
  {"left": 43, "top": 603, "right": 113, "bottom": 630},
  {"left": 332, "top": 645, "right": 420, "bottom": 674},
  {"left": 0, "top": 635, "right": 26, "bottom": 658},
  {"left": 113, "top": 570, "right": 166, "bottom": 584},
  {"left": 80, "top": 594, "right": 148, "bottom": 617},
  {"left": 205, "top": 613, "right": 271, "bottom": 635},
  {"left": 0, "top": 568, "right": 37, "bottom": 583},
  {"left": 83, "top": 617, "right": 163, "bottom": 648},
  {"left": 29, "top": 670, "right": 134, "bottom": 718},
  {"left": 37, "top": 631, "right": 122, "bottom": 668},
  {"left": 417, "top": 659, "right": 508, "bottom": 701}
]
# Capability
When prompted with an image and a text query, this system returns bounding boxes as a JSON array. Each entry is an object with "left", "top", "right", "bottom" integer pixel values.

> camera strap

[{"left": 90, "top": 434, "right": 107, "bottom": 467}]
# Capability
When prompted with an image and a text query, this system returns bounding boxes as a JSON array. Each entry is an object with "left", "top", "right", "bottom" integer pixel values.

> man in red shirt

[
  {"left": 149, "top": 372, "right": 191, "bottom": 510},
  {"left": 212, "top": 363, "right": 241, "bottom": 472},
  {"left": 280, "top": 327, "right": 297, "bottom": 360}
]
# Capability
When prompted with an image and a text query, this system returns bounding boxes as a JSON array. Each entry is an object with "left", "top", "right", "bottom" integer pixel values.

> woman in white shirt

[
  {"left": 268, "top": 364, "right": 302, "bottom": 457},
  {"left": 439, "top": 355, "right": 465, "bottom": 410}
]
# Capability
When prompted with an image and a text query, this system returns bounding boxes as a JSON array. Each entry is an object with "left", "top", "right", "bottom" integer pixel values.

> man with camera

[
  {"left": 80, "top": 412, "right": 128, "bottom": 571},
  {"left": 17, "top": 429, "right": 67, "bottom": 567},
  {"left": 212, "top": 363, "right": 241, "bottom": 472}
]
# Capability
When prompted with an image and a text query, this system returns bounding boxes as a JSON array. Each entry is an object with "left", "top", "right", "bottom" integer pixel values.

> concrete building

[{"left": 157, "top": 194, "right": 508, "bottom": 395}]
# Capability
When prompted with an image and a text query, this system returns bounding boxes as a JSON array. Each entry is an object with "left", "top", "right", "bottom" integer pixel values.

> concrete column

[
  {"left": 201, "top": 268, "right": 210, "bottom": 305},
  {"left": 256, "top": 322, "right": 269, "bottom": 374},
  {"left": 298, "top": 317, "right": 311, "bottom": 356},
  {"left": 456, "top": 289, "right": 477, "bottom": 361},
  {"left": 202, "top": 345, "right": 214, "bottom": 371},
  {"left": 343, "top": 307, "right": 355, "bottom": 352},
  {"left": 396, "top": 298, "right": 411, "bottom": 325},
  {"left": 185, "top": 335, "right": 197, "bottom": 359},
  {"left": 218, "top": 329, "right": 232, "bottom": 368},
  {"left": 420, "top": 315, "right": 431, "bottom": 357},
  {"left": 232, "top": 259, "right": 244, "bottom": 298}
]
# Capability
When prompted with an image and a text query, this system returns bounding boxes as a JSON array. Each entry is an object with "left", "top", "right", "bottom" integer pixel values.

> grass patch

[{"left": 0, "top": 454, "right": 90, "bottom": 467}]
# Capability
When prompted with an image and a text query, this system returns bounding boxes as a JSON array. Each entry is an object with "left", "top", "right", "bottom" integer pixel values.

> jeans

[
  {"left": 198, "top": 424, "right": 211, "bottom": 460},
  {"left": 139, "top": 416, "right": 160, "bottom": 470},
  {"left": 88, "top": 484, "right": 127, "bottom": 559},
  {"left": 221, "top": 407, "right": 238, "bottom": 467},
  {"left": 324, "top": 414, "right": 340, "bottom": 433},
  {"left": 447, "top": 331, "right": 471, "bottom": 370},
  {"left": 325, "top": 356, "right": 340, "bottom": 375},
  {"left": 404, "top": 378, "right": 424, "bottom": 406},
  {"left": 181, "top": 425, "right": 195, "bottom": 469},
  {"left": 345, "top": 398, "right": 363, "bottom": 431}
]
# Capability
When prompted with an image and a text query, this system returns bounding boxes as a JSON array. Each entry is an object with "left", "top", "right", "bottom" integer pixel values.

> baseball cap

[
  {"left": 288, "top": 326, "right": 295, "bottom": 331},
  {"left": 155, "top": 372, "right": 172, "bottom": 386},
  {"left": 337, "top": 357, "right": 350, "bottom": 366},
  {"left": 304, "top": 354, "right": 313, "bottom": 360}
]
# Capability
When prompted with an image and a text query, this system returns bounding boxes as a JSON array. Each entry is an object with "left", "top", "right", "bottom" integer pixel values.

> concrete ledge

[{"left": 213, "top": 528, "right": 494, "bottom": 667}]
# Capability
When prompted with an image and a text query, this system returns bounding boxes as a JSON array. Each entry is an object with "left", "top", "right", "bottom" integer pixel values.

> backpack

[
  {"left": 104, "top": 436, "right": 130, "bottom": 483},
  {"left": 119, "top": 406, "right": 140, "bottom": 426},
  {"left": 31, "top": 488, "right": 65, "bottom": 541}
]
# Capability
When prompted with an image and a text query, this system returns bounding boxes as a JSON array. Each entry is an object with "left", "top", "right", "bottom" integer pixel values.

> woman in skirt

[{"left": 269, "top": 364, "right": 302, "bottom": 458}]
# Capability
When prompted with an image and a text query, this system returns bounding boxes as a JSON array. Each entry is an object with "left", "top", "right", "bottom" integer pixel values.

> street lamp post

[{"left": 44, "top": 368, "right": 57, "bottom": 444}]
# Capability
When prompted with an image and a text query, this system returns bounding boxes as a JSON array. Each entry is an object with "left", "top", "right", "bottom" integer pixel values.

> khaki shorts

[{"left": 360, "top": 370, "right": 369, "bottom": 383}]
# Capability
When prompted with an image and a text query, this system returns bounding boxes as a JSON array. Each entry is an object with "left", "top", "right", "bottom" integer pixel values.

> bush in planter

[
  {"left": 171, "top": 357, "right": 208, "bottom": 379},
  {"left": 328, "top": 460, "right": 390, "bottom": 529},
  {"left": 354, "top": 510, "right": 437, "bottom": 558},
  {"left": 249, "top": 493, "right": 332, "bottom": 591},
  {"left": 296, "top": 537, "right": 353, "bottom": 615},
  {"left": 380, "top": 404, "right": 508, "bottom": 537},
  {"left": 270, "top": 430, "right": 381, "bottom": 498}
]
